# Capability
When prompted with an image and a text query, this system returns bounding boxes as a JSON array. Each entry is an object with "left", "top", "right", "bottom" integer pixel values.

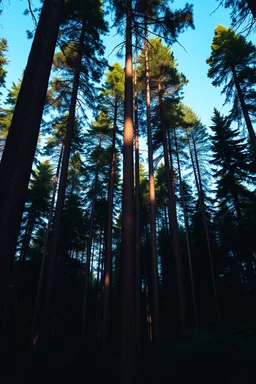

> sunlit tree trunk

[
  {"left": 0, "top": 0, "right": 64, "bottom": 324},
  {"left": 144, "top": 18, "right": 160, "bottom": 344},
  {"left": 134, "top": 54, "right": 141, "bottom": 366},
  {"left": 120, "top": 0, "right": 135, "bottom": 381}
]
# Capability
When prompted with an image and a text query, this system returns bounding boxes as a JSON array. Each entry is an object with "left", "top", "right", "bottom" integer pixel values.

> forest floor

[{"left": 1, "top": 321, "right": 256, "bottom": 383}]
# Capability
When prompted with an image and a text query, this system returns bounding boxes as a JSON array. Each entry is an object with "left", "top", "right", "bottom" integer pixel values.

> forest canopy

[{"left": 0, "top": 1, "right": 255, "bottom": 383}]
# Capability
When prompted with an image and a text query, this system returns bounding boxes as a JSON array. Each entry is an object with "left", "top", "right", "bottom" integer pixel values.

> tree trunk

[
  {"left": 36, "top": 20, "right": 86, "bottom": 352},
  {"left": 0, "top": 0, "right": 64, "bottom": 324},
  {"left": 174, "top": 126, "right": 198, "bottom": 329},
  {"left": 29, "top": 143, "right": 64, "bottom": 351},
  {"left": 120, "top": 0, "right": 135, "bottom": 382},
  {"left": 191, "top": 130, "right": 220, "bottom": 322},
  {"left": 134, "top": 53, "right": 141, "bottom": 367},
  {"left": 246, "top": 0, "right": 256, "bottom": 18},
  {"left": 96, "top": 227, "right": 103, "bottom": 340},
  {"left": 158, "top": 83, "right": 186, "bottom": 331},
  {"left": 230, "top": 63, "right": 256, "bottom": 156},
  {"left": 82, "top": 159, "right": 99, "bottom": 339},
  {"left": 102, "top": 98, "right": 118, "bottom": 354},
  {"left": 19, "top": 214, "right": 34, "bottom": 263},
  {"left": 144, "top": 19, "right": 160, "bottom": 344}
]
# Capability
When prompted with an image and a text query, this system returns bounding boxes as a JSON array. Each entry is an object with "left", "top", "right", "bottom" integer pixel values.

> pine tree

[
  {"left": 0, "top": 0, "right": 64, "bottom": 323},
  {"left": 0, "top": 81, "right": 20, "bottom": 156},
  {"left": 207, "top": 25, "right": 256, "bottom": 154},
  {"left": 100, "top": 63, "right": 124, "bottom": 355},
  {"left": 210, "top": 108, "right": 256, "bottom": 289},
  {"left": 0, "top": 37, "right": 8, "bottom": 91},
  {"left": 219, "top": 0, "right": 256, "bottom": 29}
]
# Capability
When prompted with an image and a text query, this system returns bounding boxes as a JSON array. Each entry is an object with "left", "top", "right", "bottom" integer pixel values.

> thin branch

[
  {"left": 210, "top": 0, "right": 225, "bottom": 16},
  {"left": 27, "top": 0, "right": 37, "bottom": 26},
  {"left": 107, "top": 40, "right": 126, "bottom": 58}
]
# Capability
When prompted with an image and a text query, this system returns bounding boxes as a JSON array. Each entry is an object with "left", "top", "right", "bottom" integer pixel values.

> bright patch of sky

[{"left": 0, "top": 0, "right": 255, "bottom": 129}]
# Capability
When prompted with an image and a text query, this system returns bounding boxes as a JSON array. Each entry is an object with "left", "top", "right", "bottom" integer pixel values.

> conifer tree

[
  {"left": 0, "top": 0, "right": 64, "bottom": 321},
  {"left": 210, "top": 108, "right": 256, "bottom": 289},
  {"left": 207, "top": 25, "right": 256, "bottom": 154}
]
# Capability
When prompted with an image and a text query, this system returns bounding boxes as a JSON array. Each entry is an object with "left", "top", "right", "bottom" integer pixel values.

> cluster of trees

[{"left": 0, "top": 0, "right": 255, "bottom": 383}]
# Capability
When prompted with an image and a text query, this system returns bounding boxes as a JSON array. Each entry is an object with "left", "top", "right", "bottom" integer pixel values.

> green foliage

[
  {"left": 138, "top": 37, "right": 187, "bottom": 95},
  {"left": 210, "top": 108, "right": 254, "bottom": 217},
  {"left": 0, "top": 81, "right": 21, "bottom": 155},
  {"left": 207, "top": 25, "right": 256, "bottom": 121},
  {"left": 0, "top": 37, "right": 8, "bottom": 89},
  {"left": 17, "top": 161, "right": 53, "bottom": 258},
  {"left": 218, "top": 0, "right": 255, "bottom": 34}
]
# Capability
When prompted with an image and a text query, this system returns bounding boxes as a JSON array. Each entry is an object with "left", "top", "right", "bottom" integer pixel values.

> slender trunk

[
  {"left": 97, "top": 227, "right": 106, "bottom": 341},
  {"left": 246, "top": 0, "right": 256, "bottom": 18},
  {"left": 0, "top": 0, "right": 64, "bottom": 323},
  {"left": 89, "top": 232, "right": 96, "bottom": 289},
  {"left": 102, "top": 98, "right": 118, "bottom": 354},
  {"left": 120, "top": 0, "right": 135, "bottom": 382},
  {"left": 143, "top": 225, "right": 151, "bottom": 343},
  {"left": 96, "top": 227, "right": 103, "bottom": 340},
  {"left": 158, "top": 83, "right": 186, "bottom": 331},
  {"left": 82, "top": 160, "right": 99, "bottom": 339},
  {"left": 144, "top": 18, "right": 160, "bottom": 344},
  {"left": 185, "top": 129, "right": 200, "bottom": 194},
  {"left": 19, "top": 215, "right": 34, "bottom": 263},
  {"left": 230, "top": 63, "right": 256, "bottom": 156},
  {"left": 36, "top": 21, "right": 86, "bottom": 350},
  {"left": 29, "top": 143, "right": 63, "bottom": 351},
  {"left": 191, "top": 130, "right": 220, "bottom": 322},
  {"left": 174, "top": 127, "right": 198, "bottom": 329},
  {"left": 134, "top": 53, "right": 141, "bottom": 366},
  {"left": 164, "top": 197, "right": 169, "bottom": 235}
]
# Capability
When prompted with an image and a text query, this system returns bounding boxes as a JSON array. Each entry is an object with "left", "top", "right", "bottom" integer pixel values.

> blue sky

[{"left": 0, "top": 0, "right": 255, "bottom": 130}]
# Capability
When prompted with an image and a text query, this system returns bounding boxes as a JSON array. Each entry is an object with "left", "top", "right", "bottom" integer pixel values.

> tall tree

[
  {"left": 101, "top": 62, "right": 124, "bottom": 355},
  {"left": 183, "top": 105, "right": 220, "bottom": 322},
  {"left": 144, "top": 37, "right": 188, "bottom": 331},
  {"left": 0, "top": 0, "right": 64, "bottom": 323},
  {"left": 210, "top": 108, "right": 256, "bottom": 289},
  {"left": 110, "top": 0, "right": 136, "bottom": 381},
  {"left": 207, "top": 25, "right": 256, "bottom": 155},
  {"left": 35, "top": 0, "right": 107, "bottom": 353}
]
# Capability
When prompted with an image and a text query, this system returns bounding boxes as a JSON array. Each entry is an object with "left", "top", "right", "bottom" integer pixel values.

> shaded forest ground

[{"left": 1, "top": 321, "right": 256, "bottom": 383}]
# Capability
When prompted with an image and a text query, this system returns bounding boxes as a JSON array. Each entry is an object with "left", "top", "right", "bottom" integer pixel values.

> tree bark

[
  {"left": 36, "top": 20, "right": 86, "bottom": 352},
  {"left": 19, "top": 214, "right": 34, "bottom": 263},
  {"left": 144, "top": 20, "right": 160, "bottom": 344},
  {"left": 230, "top": 63, "right": 256, "bottom": 156},
  {"left": 174, "top": 126, "right": 198, "bottom": 329},
  {"left": 29, "top": 143, "right": 63, "bottom": 351},
  {"left": 134, "top": 55, "right": 141, "bottom": 368},
  {"left": 191, "top": 130, "right": 220, "bottom": 322},
  {"left": 102, "top": 101, "right": 117, "bottom": 353},
  {"left": 0, "top": 0, "right": 64, "bottom": 324},
  {"left": 120, "top": 0, "right": 135, "bottom": 382},
  {"left": 82, "top": 159, "right": 99, "bottom": 339},
  {"left": 158, "top": 83, "right": 186, "bottom": 331},
  {"left": 246, "top": 0, "right": 256, "bottom": 19}
]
